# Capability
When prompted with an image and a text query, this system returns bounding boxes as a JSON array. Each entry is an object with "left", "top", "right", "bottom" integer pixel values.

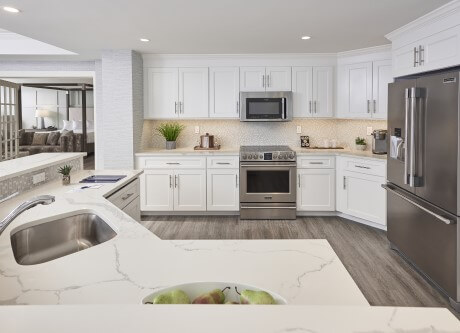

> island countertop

[{"left": 0, "top": 167, "right": 458, "bottom": 330}]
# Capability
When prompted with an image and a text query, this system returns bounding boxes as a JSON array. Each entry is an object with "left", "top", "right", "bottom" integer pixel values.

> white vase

[{"left": 355, "top": 144, "right": 366, "bottom": 151}]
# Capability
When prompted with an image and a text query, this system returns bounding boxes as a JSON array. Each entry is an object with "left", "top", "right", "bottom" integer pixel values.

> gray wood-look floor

[
  {"left": 141, "top": 215, "right": 458, "bottom": 317},
  {"left": 83, "top": 153, "right": 95, "bottom": 170}
]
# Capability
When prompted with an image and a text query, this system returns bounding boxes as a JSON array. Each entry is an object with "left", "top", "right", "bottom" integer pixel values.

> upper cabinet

[
  {"left": 337, "top": 59, "right": 391, "bottom": 120},
  {"left": 387, "top": 1, "right": 460, "bottom": 78},
  {"left": 209, "top": 67, "right": 240, "bottom": 118},
  {"left": 292, "top": 66, "right": 333, "bottom": 118},
  {"left": 144, "top": 67, "right": 208, "bottom": 119},
  {"left": 240, "top": 66, "right": 291, "bottom": 92}
]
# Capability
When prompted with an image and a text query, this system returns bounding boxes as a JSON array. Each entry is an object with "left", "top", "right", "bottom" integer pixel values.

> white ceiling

[{"left": 0, "top": 0, "right": 452, "bottom": 60}]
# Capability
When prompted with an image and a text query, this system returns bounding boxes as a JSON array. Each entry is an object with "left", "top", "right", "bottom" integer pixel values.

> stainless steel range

[{"left": 239, "top": 145, "right": 296, "bottom": 220}]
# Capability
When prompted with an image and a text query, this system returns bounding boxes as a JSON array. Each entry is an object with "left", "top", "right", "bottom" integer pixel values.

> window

[{"left": 0, "top": 80, "right": 20, "bottom": 161}]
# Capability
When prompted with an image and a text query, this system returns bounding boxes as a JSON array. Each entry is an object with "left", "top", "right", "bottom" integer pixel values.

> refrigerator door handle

[
  {"left": 409, "top": 89, "right": 416, "bottom": 187},
  {"left": 404, "top": 89, "right": 410, "bottom": 185},
  {"left": 382, "top": 184, "right": 455, "bottom": 225}
]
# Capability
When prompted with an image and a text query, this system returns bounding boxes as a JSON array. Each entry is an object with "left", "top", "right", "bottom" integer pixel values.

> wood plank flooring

[
  {"left": 83, "top": 153, "right": 95, "bottom": 170},
  {"left": 141, "top": 215, "right": 457, "bottom": 317}
]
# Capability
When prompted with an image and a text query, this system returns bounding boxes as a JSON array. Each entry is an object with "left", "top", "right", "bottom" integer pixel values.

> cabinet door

[
  {"left": 266, "top": 67, "right": 291, "bottom": 91},
  {"left": 209, "top": 67, "right": 240, "bottom": 118},
  {"left": 312, "top": 66, "right": 333, "bottom": 118},
  {"left": 240, "top": 67, "right": 266, "bottom": 92},
  {"left": 145, "top": 68, "right": 179, "bottom": 119},
  {"left": 341, "top": 171, "right": 386, "bottom": 226},
  {"left": 174, "top": 169, "right": 207, "bottom": 211},
  {"left": 140, "top": 170, "right": 174, "bottom": 211},
  {"left": 292, "top": 67, "right": 313, "bottom": 118},
  {"left": 422, "top": 25, "right": 460, "bottom": 73},
  {"left": 123, "top": 196, "right": 141, "bottom": 221},
  {"left": 341, "top": 62, "right": 373, "bottom": 118},
  {"left": 393, "top": 43, "right": 420, "bottom": 78},
  {"left": 207, "top": 169, "right": 239, "bottom": 211},
  {"left": 372, "top": 60, "right": 392, "bottom": 120},
  {"left": 178, "top": 68, "right": 209, "bottom": 118},
  {"left": 297, "top": 169, "right": 335, "bottom": 211}
]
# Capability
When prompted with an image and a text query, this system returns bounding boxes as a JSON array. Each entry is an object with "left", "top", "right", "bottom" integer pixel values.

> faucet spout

[{"left": 0, "top": 195, "right": 55, "bottom": 236}]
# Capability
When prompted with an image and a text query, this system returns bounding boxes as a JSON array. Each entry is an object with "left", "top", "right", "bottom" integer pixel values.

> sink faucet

[{"left": 0, "top": 195, "right": 55, "bottom": 236}]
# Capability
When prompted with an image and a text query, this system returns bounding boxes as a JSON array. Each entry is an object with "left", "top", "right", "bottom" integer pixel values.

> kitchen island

[{"left": 0, "top": 161, "right": 458, "bottom": 331}]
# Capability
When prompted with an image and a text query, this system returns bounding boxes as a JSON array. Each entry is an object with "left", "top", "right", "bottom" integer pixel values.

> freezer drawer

[{"left": 386, "top": 184, "right": 458, "bottom": 300}]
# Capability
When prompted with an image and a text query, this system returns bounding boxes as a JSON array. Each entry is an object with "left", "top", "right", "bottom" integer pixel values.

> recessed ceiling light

[
  {"left": 140, "top": 38, "right": 150, "bottom": 42},
  {"left": 3, "top": 6, "right": 20, "bottom": 13},
  {"left": 301, "top": 36, "right": 311, "bottom": 40}
]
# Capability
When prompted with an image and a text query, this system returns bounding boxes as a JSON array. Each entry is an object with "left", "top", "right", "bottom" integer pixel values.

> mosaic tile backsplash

[
  {"left": 141, "top": 119, "right": 387, "bottom": 150},
  {"left": 0, "top": 157, "right": 83, "bottom": 200}
]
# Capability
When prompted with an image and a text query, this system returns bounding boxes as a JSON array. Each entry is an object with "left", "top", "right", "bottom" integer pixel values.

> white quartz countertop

[
  {"left": 0, "top": 169, "right": 368, "bottom": 307},
  {"left": 0, "top": 152, "right": 87, "bottom": 181},
  {"left": 136, "top": 146, "right": 387, "bottom": 160},
  {"left": 0, "top": 165, "right": 458, "bottom": 330},
  {"left": 2, "top": 305, "right": 459, "bottom": 333}
]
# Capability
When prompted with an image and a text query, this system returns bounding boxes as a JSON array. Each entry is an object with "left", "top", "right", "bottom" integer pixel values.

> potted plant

[
  {"left": 355, "top": 137, "right": 367, "bottom": 151},
  {"left": 156, "top": 122, "right": 185, "bottom": 150},
  {"left": 57, "top": 165, "right": 73, "bottom": 185}
]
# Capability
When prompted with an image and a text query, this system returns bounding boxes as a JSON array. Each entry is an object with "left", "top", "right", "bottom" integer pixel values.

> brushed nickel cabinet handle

[
  {"left": 419, "top": 45, "right": 424, "bottom": 65},
  {"left": 413, "top": 47, "right": 419, "bottom": 67},
  {"left": 236, "top": 174, "right": 238, "bottom": 188},
  {"left": 175, "top": 101, "right": 178, "bottom": 114},
  {"left": 262, "top": 75, "right": 265, "bottom": 88},
  {"left": 309, "top": 101, "right": 312, "bottom": 114},
  {"left": 174, "top": 175, "right": 178, "bottom": 188},
  {"left": 236, "top": 101, "right": 239, "bottom": 114},
  {"left": 343, "top": 176, "right": 346, "bottom": 190},
  {"left": 355, "top": 165, "right": 371, "bottom": 169},
  {"left": 367, "top": 100, "right": 370, "bottom": 113},
  {"left": 166, "top": 162, "right": 181, "bottom": 165},
  {"left": 298, "top": 174, "right": 300, "bottom": 188},
  {"left": 169, "top": 175, "right": 172, "bottom": 188},
  {"left": 373, "top": 100, "right": 376, "bottom": 113},
  {"left": 216, "top": 162, "right": 231, "bottom": 165},
  {"left": 121, "top": 193, "right": 134, "bottom": 201}
]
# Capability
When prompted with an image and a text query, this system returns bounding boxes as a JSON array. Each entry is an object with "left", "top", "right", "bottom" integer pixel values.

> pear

[
  {"left": 192, "top": 289, "right": 225, "bottom": 304},
  {"left": 224, "top": 301, "right": 240, "bottom": 305},
  {"left": 152, "top": 289, "right": 190, "bottom": 304},
  {"left": 240, "top": 290, "right": 276, "bottom": 305}
]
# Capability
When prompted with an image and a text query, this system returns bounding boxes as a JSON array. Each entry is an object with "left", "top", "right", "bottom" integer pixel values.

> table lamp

[{"left": 35, "top": 109, "right": 51, "bottom": 129}]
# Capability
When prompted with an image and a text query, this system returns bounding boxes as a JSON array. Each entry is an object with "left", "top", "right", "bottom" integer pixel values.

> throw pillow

[
  {"left": 31, "top": 133, "right": 49, "bottom": 146},
  {"left": 58, "top": 130, "right": 73, "bottom": 145},
  {"left": 62, "top": 120, "right": 73, "bottom": 131},
  {"left": 72, "top": 120, "right": 83, "bottom": 131},
  {"left": 46, "top": 131, "right": 61, "bottom": 145},
  {"left": 18, "top": 129, "right": 26, "bottom": 145}
]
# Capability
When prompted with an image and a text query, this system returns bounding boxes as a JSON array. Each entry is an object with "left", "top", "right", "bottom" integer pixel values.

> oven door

[{"left": 240, "top": 162, "right": 296, "bottom": 203}]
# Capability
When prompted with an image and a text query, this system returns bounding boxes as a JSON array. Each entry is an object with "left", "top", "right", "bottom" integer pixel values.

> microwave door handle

[{"left": 282, "top": 98, "right": 286, "bottom": 119}]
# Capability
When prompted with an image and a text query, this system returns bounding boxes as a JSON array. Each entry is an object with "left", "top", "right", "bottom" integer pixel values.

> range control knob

[
  {"left": 279, "top": 153, "right": 285, "bottom": 160},
  {"left": 242, "top": 154, "right": 247, "bottom": 159},
  {"left": 248, "top": 154, "right": 252, "bottom": 159},
  {"left": 259, "top": 154, "right": 263, "bottom": 159},
  {"left": 273, "top": 153, "right": 278, "bottom": 159},
  {"left": 289, "top": 153, "right": 295, "bottom": 159}
]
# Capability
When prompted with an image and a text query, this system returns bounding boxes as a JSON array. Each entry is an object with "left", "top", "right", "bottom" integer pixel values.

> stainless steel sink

[{"left": 10, "top": 213, "right": 117, "bottom": 265}]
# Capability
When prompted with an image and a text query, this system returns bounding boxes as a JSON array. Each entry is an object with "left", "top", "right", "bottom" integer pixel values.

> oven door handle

[
  {"left": 240, "top": 164, "right": 296, "bottom": 167},
  {"left": 240, "top": 206, "right": 295, "bottom": 210}
]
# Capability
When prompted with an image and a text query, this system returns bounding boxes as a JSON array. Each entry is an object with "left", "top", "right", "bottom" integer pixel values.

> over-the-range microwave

[{"left": 240, "top": 91, "right": 293, "bottom": 122}]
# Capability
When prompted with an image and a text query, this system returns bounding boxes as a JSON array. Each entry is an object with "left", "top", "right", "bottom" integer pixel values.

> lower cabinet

[
  {"left": 297, "top": 169, "right": 335, "bottom": 211},
  {"left": 336, "top": 157, "right": 387, "bottom": 226},
  {"left": 140, "top": 169, "right": 206, "bottom": 211},
  {"left": 207, "top": 169, "right": 239, "bottom": 211},
  {"left": 123, "top": 196, "right": 141, "bottom": 221}
]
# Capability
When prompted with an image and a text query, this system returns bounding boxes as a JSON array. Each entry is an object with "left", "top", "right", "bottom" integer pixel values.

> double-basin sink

[{"left": 10, "top": 213, "right": 117, "bottom": 265}]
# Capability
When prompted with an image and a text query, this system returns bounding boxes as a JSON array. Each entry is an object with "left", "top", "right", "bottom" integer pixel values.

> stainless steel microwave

[{"left": 240, "top": 91, "right": 293, "bottom": 122}]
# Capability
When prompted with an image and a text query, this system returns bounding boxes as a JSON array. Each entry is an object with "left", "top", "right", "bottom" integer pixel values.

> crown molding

[
  {"left": 385, "top": 0, "right": 460, "bottom": 41},
  {"left": 337, "top": 44, "right": 391, "bottom": 58}
]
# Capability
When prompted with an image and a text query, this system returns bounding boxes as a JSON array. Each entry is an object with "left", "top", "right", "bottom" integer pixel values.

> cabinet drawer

[
  {"left": 123, "top": 195, "right": 140, "bottom": 221},
  {"left": 207, "top": 156, "right": 239, "bottom": 169},
  {"left": 137, "top": 156, "right": 206, "bottom": 169},
  {"left": 343, "top": 158, "right": 386, "bottom": 177},
  {"left": 297, "top": 156, "right": 335, "bottom": 169},
  {"left": 107, "top": 178, "right": 140, "bottom": 210}
]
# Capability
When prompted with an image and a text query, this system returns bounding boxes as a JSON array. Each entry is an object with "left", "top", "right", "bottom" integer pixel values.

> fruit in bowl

[
  {"left": 239, "top": 289, "right": 276, "bottom": 305},
  {"left": 150, "top": 289, "right": 190, "bottom": 304},
  {"left": 192, "top": 288, "right": 226, "bottom": 304}
]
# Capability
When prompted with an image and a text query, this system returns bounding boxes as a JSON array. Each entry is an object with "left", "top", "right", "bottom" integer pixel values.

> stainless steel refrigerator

[{"left": 386, "top": 70, "right": 459, "bottom": 310}]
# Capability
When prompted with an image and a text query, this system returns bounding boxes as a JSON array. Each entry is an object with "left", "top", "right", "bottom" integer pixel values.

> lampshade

[{"left": 35, "top": 109, "right": 51, "bottom": 118}]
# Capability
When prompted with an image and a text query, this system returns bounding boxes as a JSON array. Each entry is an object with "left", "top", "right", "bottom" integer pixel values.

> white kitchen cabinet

[
  {"left": 338, "top": 60, "right": 391, "bottom": 119},
  {"left": 336, "top": 157, "right": 387, "bottom": 227},
  {"left": 144, "top": 67, "right": 208, "bottom": 119},
  {"left": 339, "top": 171, "right": 386, "bottom": 226},
  {"left": 123, "top": 196, "right": 141, "bottom": 221},
  {"left": 144, "top": 68, "right": 179, "bottom": 119},
  {"left": 292, "top": 67, "right": 333, "bottom": 118},
  {"left": 240, "top": 67, "right": 265, "bottom": 92},
  {"left": 209, "top": 67, "right": 240, "bottom": 118},
  {"left": 140, "top": 168, "right": 206, "bottom": 212},
  {"left": 340, "top": 62, "right": 373, "bottom": 118},
  {"left": 140, "top": 170, "right": 174, "bottom": 211},
  {"left": 297, "top": 169, "right": 335, "bottom": 211},
  {"left": 174, "top": 169, "right": 207, "bottom": 211},
  {"left": 240, "top": 67, "right": 291, "bottom": 92},
  {"left": 178, "top": 68, "right": 209, "bottom": 118},
  {"left": 207, "top": 169, "right": 239, "bottom": 211},
  {"left": 265, "top": 66, "right": 292, "bottom": 91},
  {"left": 372, "top": 60, "right": 392, "bottom": 120}
]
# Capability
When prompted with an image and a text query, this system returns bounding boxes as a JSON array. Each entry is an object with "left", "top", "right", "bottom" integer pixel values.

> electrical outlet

[
  {"left": 194, "top": 126, "right": 200, "bottom": 134},
  {"left": 366, "top": 127, "right": 373, "bottom": 136},
  {"left": 296, "top": 125, "right": 302, "bottom": 134},
  {"left": 32, "top": 172, "right": 46, "bottom": 185}
]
